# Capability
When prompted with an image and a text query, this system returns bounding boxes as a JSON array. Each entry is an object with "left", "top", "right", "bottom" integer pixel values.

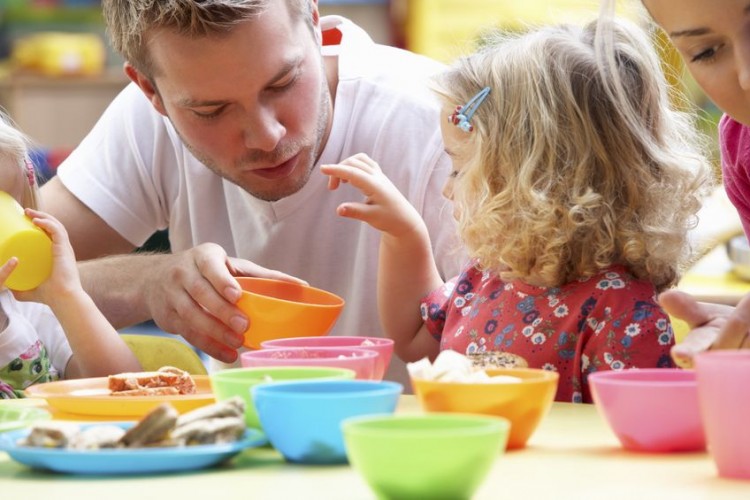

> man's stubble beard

[{"left": 178, "top": 81, "right": 332, "bottom": 203}]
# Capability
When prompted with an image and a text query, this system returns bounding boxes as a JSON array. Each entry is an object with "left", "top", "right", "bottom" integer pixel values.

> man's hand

[
  {"left": 83, "top": 243, "right": 305, "bottom": 364},
  {"left": 143, "top": 243, "right": 306, "bottom": 363}
]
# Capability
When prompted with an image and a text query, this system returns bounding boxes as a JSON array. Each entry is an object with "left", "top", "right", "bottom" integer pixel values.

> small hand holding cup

[{"left": 0, "top": 192, "right": 52, "bottom": 291}]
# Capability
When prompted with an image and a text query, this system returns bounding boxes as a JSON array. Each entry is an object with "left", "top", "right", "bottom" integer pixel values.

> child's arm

[
  {"left": 12, "top": 209, "right": 141, "bottom": 378},
  {"left": 321, "top": 154, "right": 443, "bottom": 361}
]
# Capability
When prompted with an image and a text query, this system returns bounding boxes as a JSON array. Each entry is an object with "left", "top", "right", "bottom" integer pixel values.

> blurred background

[{"left": 0, "top": 0, "right": 721, "bottom": 177}]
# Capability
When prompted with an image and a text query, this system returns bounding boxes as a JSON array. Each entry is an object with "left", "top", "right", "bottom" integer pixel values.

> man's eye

[
  {"left": 192, "top": 107, "right": 225, "bottom": 119},
  {"left": 270, "top": 73, "right": 300, "bottom": 93},
  {"left": 449, "top": 170, "right": 460, "bottom": 178}
]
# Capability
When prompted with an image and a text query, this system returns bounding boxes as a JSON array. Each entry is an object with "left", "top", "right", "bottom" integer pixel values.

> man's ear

[
  {"left": 124, "top": 62, "right": 167, "bottom": 116},
  {"left": 310, "top": 0, "right": 322, "bottom": 45}
]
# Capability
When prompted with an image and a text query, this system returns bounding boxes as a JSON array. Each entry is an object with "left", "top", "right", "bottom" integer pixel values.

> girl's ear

[{"left": 124, "top": 63, "right": 168, "bottom": 117}]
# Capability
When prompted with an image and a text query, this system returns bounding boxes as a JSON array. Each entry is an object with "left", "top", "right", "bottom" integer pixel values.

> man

[{"left": 41, "top": 0, "right": 462, "bottom": 382}]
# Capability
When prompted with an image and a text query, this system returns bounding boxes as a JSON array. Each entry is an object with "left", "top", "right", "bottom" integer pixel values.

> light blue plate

[{"left": 0, "top": 423, "right": 267, "bottom": 475}]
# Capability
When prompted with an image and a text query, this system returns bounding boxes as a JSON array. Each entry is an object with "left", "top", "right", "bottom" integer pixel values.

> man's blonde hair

[
  {"left": 103, "top": 0, "right": 313, "bottom": 76},
  {"left": 433, "top": 17, "right": 714, "bottom": 292},
  {"left": 0, "top": 112, "right": 37, "bottom": 210}
]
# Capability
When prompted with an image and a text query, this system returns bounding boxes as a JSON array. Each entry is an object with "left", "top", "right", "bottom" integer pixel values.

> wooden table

[{"left": 1, "top": 397, "right": 747, "bottom": 499}]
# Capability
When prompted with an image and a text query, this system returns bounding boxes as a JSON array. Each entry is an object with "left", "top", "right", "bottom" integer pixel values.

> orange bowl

[
  {"left": 235, "top": 277, "right": 345, "bottom": 349},
  {"left": 411, "top": 368, "right": 559, "bottom": 449}
]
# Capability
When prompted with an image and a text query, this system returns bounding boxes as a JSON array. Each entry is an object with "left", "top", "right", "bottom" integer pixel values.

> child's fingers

[
  {"left": 321, "top": 164, "right": 379, "bottom": 195},
  {"left": 336, "top": 202, "right": 380, "bottom": 223},
  {"left": 341, "top": 154, "right": 381, "bottom": 173},
  {"left": 0, "top": 257, "right": 18, "bottom": 284},
  {"left": 24, "top": 209, "right": 68, "bottom": 241},
  {"left": 325, "top": 173, "right": 342, "bottom": 191}
]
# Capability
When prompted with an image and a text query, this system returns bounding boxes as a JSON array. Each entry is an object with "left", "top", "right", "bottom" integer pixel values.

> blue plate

[{"left": 0, "top": 423, "right": 267, "bottom": 475}]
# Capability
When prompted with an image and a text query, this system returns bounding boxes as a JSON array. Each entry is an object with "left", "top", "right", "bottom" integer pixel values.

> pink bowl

[
  {"left": 240, "top": 347, "right": 379, "bottom": 380},
  {"left": 260, "top": 336, "right": 394, "bottom": 381},
  {"left": 695, "top": 351, "right": 750, "bottom": 479},
  {"left": 589, "top": 368, "right": 705, "bottom": 453}
]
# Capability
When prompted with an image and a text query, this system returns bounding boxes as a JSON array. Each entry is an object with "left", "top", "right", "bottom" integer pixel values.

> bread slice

[{"left": 108, "top": 366, "right": 196, "bottom": 395}]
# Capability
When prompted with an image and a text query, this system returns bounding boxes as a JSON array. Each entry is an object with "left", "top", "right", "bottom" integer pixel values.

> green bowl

[
  {"left": 343, "top": 413, "right": 509, "bottom": 500},
  {"left": 0, "top": 403, "right": 51, "bottom": 433},
  {"left": 209, "top": 366, "right": 356, "bottom": 429}
]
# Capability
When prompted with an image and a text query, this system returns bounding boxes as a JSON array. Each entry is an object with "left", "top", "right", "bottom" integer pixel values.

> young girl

[
  {"left": 635, "top": 0, "right": 750, "bottom": 362},
  {"left": 321, "top": 16, "right": 713, "bottom": 402},
  {"left": 0, "top": 114, "right": 140, "bottom": 398}
]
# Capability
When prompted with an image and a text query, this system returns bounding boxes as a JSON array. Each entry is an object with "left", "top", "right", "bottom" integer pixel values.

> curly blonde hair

[
  {"left": 103, "top": 0, "right": 313, "bottom": 76},
  {"left": 0, "top": 112, "right": 37, "bottom": 210},
  {"left": 432, "top": 18, "right": 714, "bottom": 292}
]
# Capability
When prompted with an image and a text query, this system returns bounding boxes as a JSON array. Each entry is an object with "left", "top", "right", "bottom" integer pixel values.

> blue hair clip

[{"left": 448, "top": 86, "right": 491, "bottom": 133}]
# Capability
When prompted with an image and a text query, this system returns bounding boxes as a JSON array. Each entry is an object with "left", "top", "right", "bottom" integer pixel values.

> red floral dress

[{"left": 420, "top": 264, "right": 675, "bottom": 403}]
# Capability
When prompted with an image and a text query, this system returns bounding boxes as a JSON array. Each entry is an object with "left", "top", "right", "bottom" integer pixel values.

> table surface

[{"left": 1, "top": 396, "right": 747, "bottom": 499}]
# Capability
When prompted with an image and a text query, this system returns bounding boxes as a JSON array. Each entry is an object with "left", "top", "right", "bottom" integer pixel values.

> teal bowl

[
  {"left": 252, "top": 380, "right": 402, "bottom": 464},
  {"left": 210, "top": 366, "right": 355, "bottom": 429}
]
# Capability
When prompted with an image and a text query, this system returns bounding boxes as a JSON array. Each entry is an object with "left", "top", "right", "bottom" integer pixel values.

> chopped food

[{"left": 407, "top": 350, "right": 523, "bottom": 384}]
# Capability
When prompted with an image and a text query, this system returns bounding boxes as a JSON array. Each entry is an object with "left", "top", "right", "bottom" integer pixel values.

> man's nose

[{"left": 244, "top": 108, "right": 286, "bottom": 152}]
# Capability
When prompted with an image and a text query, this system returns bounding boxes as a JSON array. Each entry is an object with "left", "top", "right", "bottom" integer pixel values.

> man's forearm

[{"left": 78, "top": 253, "right": 168, "bottom": 329}]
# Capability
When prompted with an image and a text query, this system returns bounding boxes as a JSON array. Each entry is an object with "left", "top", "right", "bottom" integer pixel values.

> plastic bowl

[
  {"left": 209, "top": 366, "right": 355, "bottom": 429},
  {"left": 695, "top": 351, "right": 750, "bottom": 478},
  {"left": 589, "top": 368, "right": 705, "bottom": 453},
  {"left": 235, "top": 277, "right": 345, "bottom": 349},
  {"left": 252, "top": 380, "right": 402, "bottom": 464},
  {"left": 343, "top": 413, "right": 509, "bottom": 500},
  {"left": 411, "top": 367, "right": 558, "bottom": 449},
  {"left": 240, "top": 347, "right": 378, "bottom": 380},
  {"left": 0, "top": 404, "right": 51, "bottom": 432},
  {"left": 261, "top": 336, "right": 394, "bottom": 380}
]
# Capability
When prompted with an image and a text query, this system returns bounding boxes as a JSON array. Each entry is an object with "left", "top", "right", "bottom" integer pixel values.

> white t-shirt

[
  {"left": 56, "top": 17, "right": 464, "bottom": 384},
  {"left": 0, "top": 290, "right": 73, "bottom": 381}
]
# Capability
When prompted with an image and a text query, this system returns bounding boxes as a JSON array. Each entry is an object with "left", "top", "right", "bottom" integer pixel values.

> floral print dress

[{"left": 421, "top": 264, "right": 675, "bottom": 403}]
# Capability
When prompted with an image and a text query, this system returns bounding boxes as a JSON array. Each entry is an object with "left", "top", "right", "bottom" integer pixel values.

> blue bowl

[{"left": 251, "top": 379, "right": 403, "bottom": 464}]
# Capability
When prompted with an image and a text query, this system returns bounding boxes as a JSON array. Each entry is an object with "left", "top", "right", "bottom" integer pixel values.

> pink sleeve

[{"left": 720, "top": 114, "right": 750, "bottom": 238}]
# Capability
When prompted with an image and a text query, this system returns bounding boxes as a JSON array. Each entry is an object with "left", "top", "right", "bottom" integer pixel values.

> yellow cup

[{"left": 0, "top": 191, "right": 52, "bottom": 291}]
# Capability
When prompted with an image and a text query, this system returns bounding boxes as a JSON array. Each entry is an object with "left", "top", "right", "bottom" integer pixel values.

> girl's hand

[
  {"left": 0, "top": 257, "right": 19, "bottom": 289},
  {"left": 13, "top": 208, "right": 81, "bottom": 307},
  {"left": 321, "top": 153, "right": 426, "bottom": 238}
]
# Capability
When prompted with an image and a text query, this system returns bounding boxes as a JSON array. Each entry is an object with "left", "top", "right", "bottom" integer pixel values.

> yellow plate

[{"left": 24, "top": 376, "right": 215, "bottom": 419}]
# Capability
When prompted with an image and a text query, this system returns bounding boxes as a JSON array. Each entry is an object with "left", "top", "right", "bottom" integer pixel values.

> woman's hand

[{"left": 658, "top": 289, "right": 748, "bottom": 367}]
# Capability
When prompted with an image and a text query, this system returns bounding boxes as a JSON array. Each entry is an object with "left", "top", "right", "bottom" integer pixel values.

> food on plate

[
  {"left": 108, "top": 366, "right": 196, "bottom": 396},
  {"left": 18, "top": 397, "right": 248, "bottom": 450},
  {"left": 18, "top": 421, "right": 80, "bottom": 448},
  {"left": 120, "top": 403, "right": 180, "bottom": 447},
  {"left": 172, "top": 416, "right": 246, "bottom": 445},
  {"left": 69, "top": 425, "right": 127, "bottom": 450},
  {"left": 407, "top": 350, "right": 523, "bottom": 384},
  {"left": 176, "top": 396, "right": 244, "bottom": 427}
]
